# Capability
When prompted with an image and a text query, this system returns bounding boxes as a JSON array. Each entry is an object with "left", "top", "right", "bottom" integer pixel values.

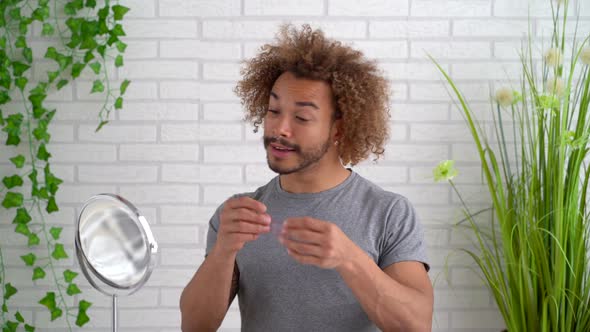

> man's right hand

[{"left": 213, "top": 196, "right": 271, "bottom": 256}]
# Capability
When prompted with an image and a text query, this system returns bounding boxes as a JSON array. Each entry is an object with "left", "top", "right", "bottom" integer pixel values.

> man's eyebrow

[{"left": 270, "top": 91, "right": 319, "bottom": 110}]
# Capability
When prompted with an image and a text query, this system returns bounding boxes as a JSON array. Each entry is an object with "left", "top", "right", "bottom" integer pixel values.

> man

[{"left": 180, "top": 24, "right": 433, "bottom": 332}]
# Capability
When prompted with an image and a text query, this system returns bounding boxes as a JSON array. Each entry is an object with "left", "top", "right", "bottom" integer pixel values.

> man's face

[{"left": 263, "top": 71, "right": 339, "bottom": 175}]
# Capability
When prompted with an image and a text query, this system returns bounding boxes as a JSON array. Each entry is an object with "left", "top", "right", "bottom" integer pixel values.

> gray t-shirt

[{"left": 206, "top": 170, "right": 429, "bottom": 331}]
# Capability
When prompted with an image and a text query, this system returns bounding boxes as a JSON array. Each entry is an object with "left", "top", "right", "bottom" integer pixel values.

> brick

[
  {"left": 203, "top": 62, "right": 241, "bottom": 81},
  {"left": 146, "top": 268, "right": 195, "bottom": 287},
  {"left": 451, "top": 183, "right": 492, "bottom": 205},
  {"left": 410, "top": 123, "right": 474, "bottom": 142},
  {"left": 118, "top": 102, "right": 198, "bottom": 121},
  {"left": 160, "top": 81, "right": 237, "bottom": 101},
  {"left": 494, "top": 0, "right": 571, "bottom": 17},
  {"left": 78, "top": 124, "right": 157, "bottom": 142},
  {"left": 119, "top": 61, "right": 199, "bottom": 79},
  {"left": 161, "top": 287, "right": 184, "bottom": 307},
  {"left": 49, "top": 102, "right": 105, "bottom": 120},
  {"left": 384, "top": 143, "right": 449, "bottom": 162},
  {"left": 536, "top": 19, "right": 590, "bottom": 38},
  {"left": 449, "top": 102, "right": 496, "bottom": 121},
  {"left": 390, "top": 103, "right": 448, "bottom": 122},
  {"left": 451, "top": 310, "right": 505, "bottom": 329},
  {"left": 350, "top": 40, "right": 408, "bottom": 59},
  {"left": 160, "top": 205, "right": 218, "bottom": 224},
  {"left": 245, "top": 0, "right": 324, "bottom": 16},
  {"left": 410, "top": 82, "right": 491, "bottom": 102},
  {"left": 424, "top": 227, "right": 449, "bottom": 247},
  {"left": 119, "top": 184, "right": 199, "bottom": 203},
  {"left": 328, "top": 0, "right": 409, "bottom": 16},
  {"left": 123, "top": 41, "right": 159, "bottom": 59},
  {"left": 411, "top": 41, "right": 491, "bottom": 59},
  {"left": 353, "top": 165, "right": 408, "bottom": 183},
  {"left": 291, "top": 20, "right": 368, "bottom": 39},
  {"left": 245, "top": 164, "right": 277, "bottom": 183},
  {"left": 50, "top": 144, "right": 117, "bottom": 163},
  {"left": 159, "top": 0, "right": 241, "bottom": 17},
  {"left": 204, "top": 144, "right": 266, "bottom": 163},
  {"left": 203, "top": 184, "right": 263, "bottom": 204},
  {"left": 125, "top": 0, "right": 157, "bottom": 17},
  {"left": 56, "top": 184, "right": 117, "bottom": 203},
  {"left": 369, "top": 20, "right": 450, "bottom": 39},
  {"left": 161, "top": 123, "right": 242, "bottom": 142},
  {"left": 120, "top": 144, "right": 199, "bottom": 161},
  {"left": 435, "top": 289, "right": 491, "bottom": 309},
  {"left": 160, "top": 247, "right": 205, "bottom": 266},
  {"left": 152, "top": 225, "right": 199, "bottom": 244},
  {"left": 389, "top": 123, "right": 408, "bottom": 141},
  {"left": 245, "top": 124, "right": 263, "bottom": 141},
  {"left": 76, "top": 81, "right": 158, "bottom": 101},
  {"left": 453, "top": 19, "right": 529, "bottom": 37},
  {"left": 78, "top": 165, "right": 158, "bottom": 183},
  {"left": 493, "top": 41, "right": 542, "bottom": 60},
  {"left": 120, "top": 309, "right": 180, "bottom": 327},
  {"left": 380, "top": 62, "right": 450, "bottom": 80},
  {"left": 162, "top": 164, "right": 242, "bottom": 183},
  {"left": 203, "top": 21, "right": 281, "bottom": 39},
  {"left": 383, "top": 184, "right": 449, "bottom": 205},
  {"left": 82, "top": 288, "right": 158, "bottom": 308},
  {"left": 203, "top": 103, "right": 244, "bottom": 121},
  {"left": 451, "top": 62, "right": 522, "bottom": 80},
  {"left": 160, "top": 41, "right": 241, "bottom": 60},
  {"left": 125, "top": 20, "right": 198, "bottom": 38},
  {"left": 411, "top": 0, "right": 491, "bottom": 17}
]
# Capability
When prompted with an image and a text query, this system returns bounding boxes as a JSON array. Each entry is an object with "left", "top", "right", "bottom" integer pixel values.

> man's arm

[
  {"left": 336, "top": 253, "right": 433, "bottom": 332},
  {"left": 179, "top": 248, "right": 238, "bottom": 332}
]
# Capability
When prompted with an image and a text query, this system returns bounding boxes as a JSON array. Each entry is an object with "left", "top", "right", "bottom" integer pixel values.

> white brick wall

[{"left": 2, "top": 0, "right": 588, "bottom": 331}]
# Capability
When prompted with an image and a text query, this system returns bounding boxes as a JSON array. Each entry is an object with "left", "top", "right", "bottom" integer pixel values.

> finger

[
  {"left": 284, "top": 217, "right": 328, "bottom": 233},
  {"left": 226, "top": 196, "right": 267, "bottom": 214},
  {"left": 281, "top": 229, "right": 324, "bottom": 245},
  {"left": 229, "top": 220, "right": 270, "bottom": 234},
  {"left": 231, "top": 232, "right": 260, "bottom": 243},
  {"left": 280, "top": 236, "right": 323, "bottom": 257},
  {"left": 227, "top": 208, "right": 271, "bottom": 226},
  {"left": 286, "top": 248, "right": 322, "bottom": 266}
]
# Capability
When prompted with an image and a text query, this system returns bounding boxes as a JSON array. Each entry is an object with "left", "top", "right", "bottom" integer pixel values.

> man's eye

[
  {"left": 267, "top": 109, "right": 279, "bottom": 115},
  {"left": 296, "top": 116, "right": 309, "bottom": 122}
]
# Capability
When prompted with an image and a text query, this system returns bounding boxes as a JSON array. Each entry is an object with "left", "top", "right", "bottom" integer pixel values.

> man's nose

[{"left": 276, "top": 115, "right": 292, "bottom": 137}]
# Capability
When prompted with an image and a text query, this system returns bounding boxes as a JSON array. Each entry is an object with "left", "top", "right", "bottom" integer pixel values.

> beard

[{"left": 263, "top": 135, "right": 332, "bottom": 175}]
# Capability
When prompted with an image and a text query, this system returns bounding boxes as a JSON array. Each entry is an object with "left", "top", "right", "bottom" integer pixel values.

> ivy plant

[{"left": 0, "top": 0, "right": 130, "bottom": 330}]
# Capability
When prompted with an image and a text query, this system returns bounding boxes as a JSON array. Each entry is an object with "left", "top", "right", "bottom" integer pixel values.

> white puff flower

[
  {"left": 545, "top": 77, "right": 565, "bottom": 96},
  {"left": 544, "top": 48, "right": 562, "bottom": 67},
  {"left": 495, "top": 87, "right": 514, "bottom": 107},
  {"left": 581, "top": 47, "right": 590, "bottom": 65}
]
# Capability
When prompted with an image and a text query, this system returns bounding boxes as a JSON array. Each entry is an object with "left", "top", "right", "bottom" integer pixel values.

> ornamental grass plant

[{"left": 431, "top": 1, "right": 590, "bottom": 331}]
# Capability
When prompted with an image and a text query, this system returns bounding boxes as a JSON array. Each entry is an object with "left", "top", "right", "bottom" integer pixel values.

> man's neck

[{"left": 278, "top": 163, "right": 351, "bottom": 194}]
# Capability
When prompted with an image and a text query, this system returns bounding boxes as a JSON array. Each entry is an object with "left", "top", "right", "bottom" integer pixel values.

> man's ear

[{"left": 332, "top": 118, "right": 343, "bottom": 143}]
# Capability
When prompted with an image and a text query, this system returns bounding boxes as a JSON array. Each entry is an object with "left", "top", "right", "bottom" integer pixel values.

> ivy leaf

[
  {"left": 44, "top": 47, "right": 58, "bottom": 60},
  {"left": 120, "top": 79, "right": 130, "bottom": 95},
  {"left": 47, "top": 70, "right": 59, "bottom": 83},
  {"left": 15, "top": 223, "right": 30, "bottom": 236},
  {"left": 49, "top": 227, "right": 62, "bottom": 240},
  {"left": 111, "top": 24, "right": 125, "bottom": 37},
  {"left": 24, "top": 324, "right": 35, "bottom": 332},
  {"left": 32, "top": 7, "right": 50, "bottom": 21},
  {"left": 46, "top": 196, "right": 59, "bottom": 213},
  {"left": 32, "top": 267, "right": 46, "bottom": 280},
  {"left": 75, "top": 300, "right": 91, "bottom": 327},
  {"left": 63, "top": 269, "right": 78, "bottom": 283},
  {"left": 5, "top": 320, "right": 18, "bottom": 331},
  {"left": 89, "top": 62, "right": 101, "bottom": 74},
  {"left": 97, "top": 44, "right": 106, "bottom": 57},
  {"left": 52, "top": 243, "right": 68, "bottom": 260},
  {"left": 12, "top": 61, "right": 31, "bottom": 76},
  {"left": 23, "top": 48, "right": 33, "bottom": 63},
  {"left": 84, "top": 51, "right": 95, "bottom": 63},
  {"left": 15, "top": 311, "right": 24, "bottom": 323},
  {"left": 0, "top": 90, "right": 11, "bottom": 105},
  {"left": 20, "top": 253, "right": 36, "bottom": 266},
  {"left": 45, "top": 165, "right": 63, "bottom": 195},
  {"left": 71, "top": 63, "right": 86, "bottom": 79},
  {"left": 98, "top": 6, "right": 110, "bottom": 20},
  {"left": 86, "top": 0, "right": 97, "bottom": 8},
  {"left": 37, "top": 144, "right": 51, "bottom": 161},
  {"left": 9, "top": 155, "right": 25, "bottom": 168},
  {"left": 2, "top": 192, "right": 23, "bottom": 209},
  {"left": 56, "top": 79, "right": 68, "bottom": 90},
  {"left": 4, "top": 283, "right": 17, "bottom": 300},
  {"left": 13, "top": 207, "right": 32, "bottom": 224},
  {"left": 66, "top": 284, "right": 81, "bottom": 296},
  {"left": 14, "top": 36, "right": 26, "bottom": 48},
  {"left": 42, "top": 23, "right": 54, "bottom": 36},
  {"left": 114, "top": 54, "right": 123, "bottom": 67},
  {"left": 112, "top": 5, "right": 130, "bottom": 20},
  {"left": 29, "top": 93, "right": 47, "bottom": 109},
  {"left": 50, "top": 308, "right": 63, "bottom": 321},
  {"left": 91, "top": 80, "right": 104, "bottom": 93},
  {"left": 3, "top": 175, "right": 24, "bottom": 189},
  {"left": 15, "top": 77, "right": 28, "bottom": 91},
  {"left": 114, "top": 97, "right": 123, "bottom": 110},
  {"left": 116, "top": 41, "right": 127, "bottom": 53},
  {"left": 95, "top": 120, "right": 108, "bottom": 132},
  {"left": 28, "top": 233, "right": 40, "bottom": 246}
]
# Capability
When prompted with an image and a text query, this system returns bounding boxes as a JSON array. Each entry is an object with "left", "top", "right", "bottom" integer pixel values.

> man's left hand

[{"left": 279, "top": 217, "right": 357, "bottom": 270}]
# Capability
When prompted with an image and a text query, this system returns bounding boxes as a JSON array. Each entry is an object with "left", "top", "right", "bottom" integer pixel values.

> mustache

[{"left": 263, "top": 136, "right": 300, "bottom": 151}]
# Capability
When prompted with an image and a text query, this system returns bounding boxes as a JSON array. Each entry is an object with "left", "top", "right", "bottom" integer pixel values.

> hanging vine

[{"left": 0, "top": 0, "right": 130, "bottom": 330}]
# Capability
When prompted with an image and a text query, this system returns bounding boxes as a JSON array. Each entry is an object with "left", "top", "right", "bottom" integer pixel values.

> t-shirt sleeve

[{"left": 378, "top": 196, "right": 430, "bottom": 272}]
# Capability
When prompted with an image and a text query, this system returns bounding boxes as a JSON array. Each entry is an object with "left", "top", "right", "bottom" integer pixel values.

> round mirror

[{"left": 75, "top": 193, "right": 158, "bottom": 331}]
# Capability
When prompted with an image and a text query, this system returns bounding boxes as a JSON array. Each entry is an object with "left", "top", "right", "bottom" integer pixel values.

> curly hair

[{"left": 234, "top": 23, "right": 391, "bottom": 166}]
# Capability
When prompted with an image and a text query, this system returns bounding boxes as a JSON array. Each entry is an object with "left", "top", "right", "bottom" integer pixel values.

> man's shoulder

[{"left": 352, "top": 171, "right": 409, "bottom": 206}]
